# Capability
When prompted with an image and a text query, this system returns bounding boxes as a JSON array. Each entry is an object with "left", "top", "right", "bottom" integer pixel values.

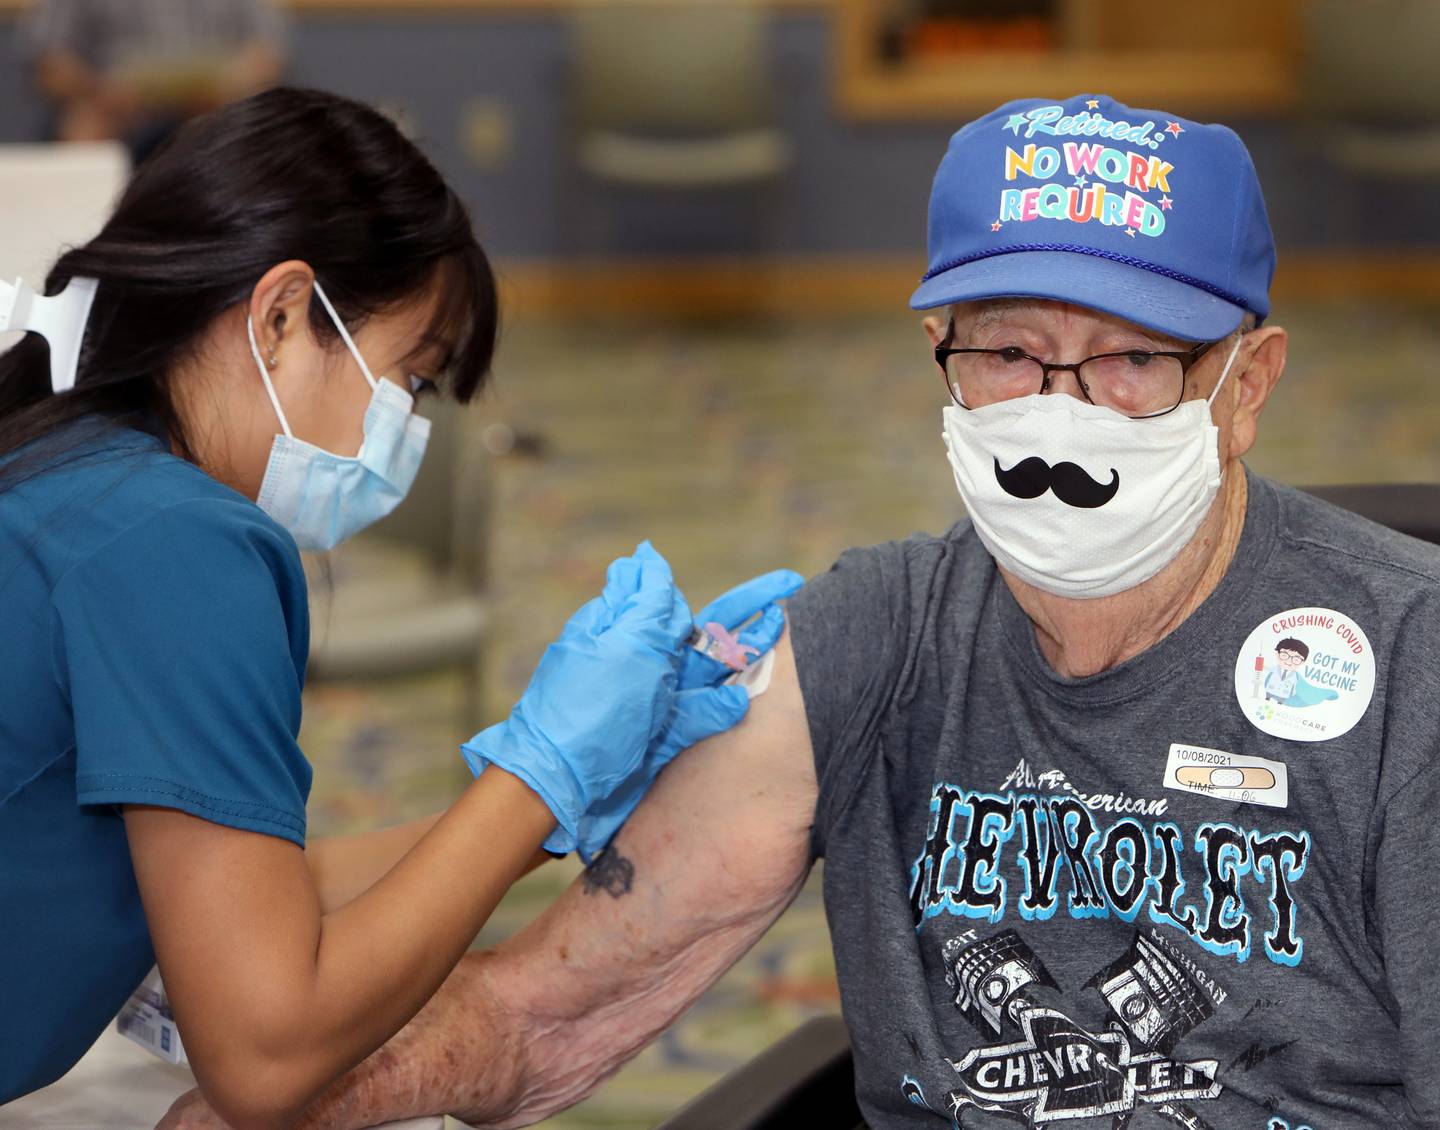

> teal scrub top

[{"left": 0, "top": 421, "right": 312, "bottom": 1102}]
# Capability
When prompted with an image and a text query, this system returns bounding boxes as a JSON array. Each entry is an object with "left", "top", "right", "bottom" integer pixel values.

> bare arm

[
  {"left": 305, "top": 814, "right": 441, "bottom": 913},
  {"left": 307, "top": 814, "right": 552, "bottom": 913},
  {"left": 201, "top": 628, "right": 819, "bottom": 1130},
  {"left": 129, "top": 768, "right": 553, "bottom": 1130}
]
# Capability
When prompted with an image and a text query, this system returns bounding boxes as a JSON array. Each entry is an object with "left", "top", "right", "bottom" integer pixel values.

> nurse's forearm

[
  {"left": 286, "top": 773, "right": 553, "bottom": 1104},
  {"left": 306, "top": 815, "right": 442, "bottom": 912},
  {"left": 308, "top": 817, "right": 552, "bottom": 913},
  {"left": 128, "top": 770, "right": 554, "bottom": 1130}
]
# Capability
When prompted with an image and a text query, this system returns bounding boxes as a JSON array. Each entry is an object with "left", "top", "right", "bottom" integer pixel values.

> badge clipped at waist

[{"left": 116, "top": 965, "right": 188, "bottom": 1066}]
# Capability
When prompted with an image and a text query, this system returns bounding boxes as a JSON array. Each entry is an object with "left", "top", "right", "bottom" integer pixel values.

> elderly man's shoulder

[
  {"left": 819, "top": 519, "right": 985, "bottom": 576},
  {"left": 791, "top": 522, "right": 988, "bottom": 663}
]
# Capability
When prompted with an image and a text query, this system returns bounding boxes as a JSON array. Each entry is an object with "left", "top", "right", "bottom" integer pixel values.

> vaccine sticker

[
  {"left": 1164, "top": 743, "right": 1289, "bottom": 809},
  {"left": 1233, "top": 608, "right": 1375, "bottom": 743}
]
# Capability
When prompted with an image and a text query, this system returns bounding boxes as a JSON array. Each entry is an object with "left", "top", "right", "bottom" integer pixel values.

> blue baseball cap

[{"left": 910, "top": 94, "right": 1275, "bottom": 341}]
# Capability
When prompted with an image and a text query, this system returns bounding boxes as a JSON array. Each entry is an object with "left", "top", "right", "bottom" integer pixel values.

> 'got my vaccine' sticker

[{"left": 1233, "top": 607, "right": 1376, "bottom": 742}]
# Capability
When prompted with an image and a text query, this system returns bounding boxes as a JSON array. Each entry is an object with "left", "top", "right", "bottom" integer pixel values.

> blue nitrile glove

[
  {"left": 680, "top": 569, "right": 805, "bottom": 690},
  {"left": 575, "top": 568, "right": 804, "bottom": 863},
  {"left": 573, "top": 683, "right": 749, "bottom": 864},
  {"left": 460, "top": 541, "right": 693, "bottom": 854}
]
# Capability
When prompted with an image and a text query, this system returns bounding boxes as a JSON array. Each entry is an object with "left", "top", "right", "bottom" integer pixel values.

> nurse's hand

[
  {"left": 679, "top": 568, "right": 804, "bottom": 689},
  {"left": 462, "top": 542, "right": 693, "bottom": 854},
  {"left": 571, "top": 568, "right": 804, "bottom": 863}
]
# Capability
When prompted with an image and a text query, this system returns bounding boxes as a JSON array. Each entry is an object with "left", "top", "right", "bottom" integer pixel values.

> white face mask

[
  {"left": 248, "top": 281, "right": 431, "bottom": 552},
  {"left": 941, "top": 335, "right": 1244, "bottom": 599}
]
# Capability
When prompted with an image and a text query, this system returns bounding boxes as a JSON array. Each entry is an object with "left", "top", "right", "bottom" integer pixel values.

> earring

[{"left": 267, "top": 350, "right": 278, "bottom": 369}]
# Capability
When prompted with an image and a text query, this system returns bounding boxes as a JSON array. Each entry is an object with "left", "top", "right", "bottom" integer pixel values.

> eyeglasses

[{"left": 935, "top": 319, "right": 1219, "bottom": 419}]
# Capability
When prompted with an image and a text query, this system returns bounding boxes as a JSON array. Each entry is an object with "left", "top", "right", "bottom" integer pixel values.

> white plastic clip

[{"left": 0, "top": 275, "right": 99, "bottom": 393}]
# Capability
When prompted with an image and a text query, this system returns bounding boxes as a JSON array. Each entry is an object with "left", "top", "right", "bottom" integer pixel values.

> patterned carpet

[{"left": 299, "top": 299, "right": 1440, "bottom": 1128}]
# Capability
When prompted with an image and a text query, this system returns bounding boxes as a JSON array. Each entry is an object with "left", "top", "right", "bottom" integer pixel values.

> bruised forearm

[
  {"left": 285, "top": 953, "right": 528, "bottom": 1130},
  {"left": 285, "top": 842, "right": 807, "bottom": 1130},
  {"left": 282, "top": 898, "right": 659, "bottom": 1130},
  {"left": 286, "top": 903, "right": 792, "bottom": 1129},
  {"left": 274, "top": 644, "right": 818, "bottom": 1130}
]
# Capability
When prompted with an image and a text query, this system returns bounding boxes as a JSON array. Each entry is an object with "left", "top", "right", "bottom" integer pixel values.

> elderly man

[{"left": 166, "top": 95, "right": 1439, "bottom": 1129}]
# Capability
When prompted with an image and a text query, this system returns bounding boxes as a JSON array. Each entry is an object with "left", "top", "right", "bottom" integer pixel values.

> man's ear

[
  {"left": 923, "top": 314, "right": 950, "bottom": 348},
  {"left": 1226, "top": 325, "right": 1288, "bottom": 461}
]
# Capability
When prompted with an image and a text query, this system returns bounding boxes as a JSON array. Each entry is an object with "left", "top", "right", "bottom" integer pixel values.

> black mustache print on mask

[{"left": 993, "top": 456, "right": 1120, "bottom": 509}]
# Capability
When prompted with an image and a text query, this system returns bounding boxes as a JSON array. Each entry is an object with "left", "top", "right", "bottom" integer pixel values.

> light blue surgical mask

[{"left": 248, "top": 281, "right": 431, "bottom": 551}]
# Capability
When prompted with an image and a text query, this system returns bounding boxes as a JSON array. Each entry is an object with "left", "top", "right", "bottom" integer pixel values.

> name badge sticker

[
  {"left": 1164, "top": 743, "right": 1289, "bottom": 808},
  {"left": 1232, "top": 607, "right": 1376, "bottom": 743}
]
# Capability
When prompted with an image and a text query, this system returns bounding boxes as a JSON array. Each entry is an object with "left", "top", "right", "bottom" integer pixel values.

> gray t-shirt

[{"left": 789, "top": 472, "right": 1440, "bottom": 1129}]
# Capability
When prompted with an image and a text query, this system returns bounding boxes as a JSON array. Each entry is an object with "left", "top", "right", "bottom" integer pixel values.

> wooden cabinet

[{"left": 836, "top": 0, "right": 1300, "bottom": 118}]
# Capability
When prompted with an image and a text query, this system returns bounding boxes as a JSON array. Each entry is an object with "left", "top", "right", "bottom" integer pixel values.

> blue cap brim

[{"left": 909, "top": 250, "right": 1246, "bottom": 342}]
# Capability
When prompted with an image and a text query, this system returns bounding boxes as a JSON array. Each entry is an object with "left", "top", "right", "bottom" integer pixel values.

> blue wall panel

[{"left": 1, "top": 9, "right": 1433, "bottom": 259}]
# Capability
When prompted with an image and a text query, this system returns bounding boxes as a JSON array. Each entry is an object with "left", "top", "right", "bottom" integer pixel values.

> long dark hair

[{"left": 0, "top": 86, "right": 497, "bottom": 489}]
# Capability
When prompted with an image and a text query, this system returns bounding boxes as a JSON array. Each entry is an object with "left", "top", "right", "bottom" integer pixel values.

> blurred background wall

[
  {"left": 2, "top": 2, "right": 1438, "bottom": 1127},
  {"left": 4, "top": 1, "right": 1440, "bottom": 281}
]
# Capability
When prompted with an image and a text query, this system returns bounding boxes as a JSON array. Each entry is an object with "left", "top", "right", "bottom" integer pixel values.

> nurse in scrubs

[{"left": 0, "top": 86, "right": 796, "bottom": 1126}]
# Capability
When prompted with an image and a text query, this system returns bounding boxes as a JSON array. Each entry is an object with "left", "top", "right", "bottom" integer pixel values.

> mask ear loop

[
  {"left": 1205, "top": 332, "right": 1247, "bottom": 408},
  {"left": 247, "top": 312, "right": 294, "bottom": 438},
  {"left": 311, "top": 280, "right": 379, "bottom": 392}
]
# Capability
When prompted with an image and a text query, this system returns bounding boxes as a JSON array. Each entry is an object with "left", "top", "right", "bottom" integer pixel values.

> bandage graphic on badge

[
  {"left": 1162, "top": 744, "right": 1289, "bottom": 809},
  {"left": 1174, "top": 765, "right": 1277, "bottom": 791}
]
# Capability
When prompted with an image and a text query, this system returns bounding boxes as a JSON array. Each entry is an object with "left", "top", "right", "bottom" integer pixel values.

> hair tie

[{"left": 0, "top": 275, "right": 100, "bottom": 393}]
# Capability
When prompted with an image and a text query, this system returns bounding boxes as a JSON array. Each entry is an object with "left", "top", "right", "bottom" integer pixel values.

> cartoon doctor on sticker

[
  {"left": 1264, "top": 637, "right": 1306, "bottom": 703},
  {"left": 1261, "top": 637, "right": 1339, "bottom": 708}
]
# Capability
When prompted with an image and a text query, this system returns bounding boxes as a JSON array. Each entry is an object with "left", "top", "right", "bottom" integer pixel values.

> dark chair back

[
  {"left": 1300, "top": 483, "right": 1440, "bottom": 546},
  {"left": 654, "top": 1015, "right": 858, "bottom": 1130}
]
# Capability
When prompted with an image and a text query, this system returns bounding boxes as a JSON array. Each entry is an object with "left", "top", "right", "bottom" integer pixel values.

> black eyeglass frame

[{"left": 935, "top": 318, "right": 1221, "bottom": 420}]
